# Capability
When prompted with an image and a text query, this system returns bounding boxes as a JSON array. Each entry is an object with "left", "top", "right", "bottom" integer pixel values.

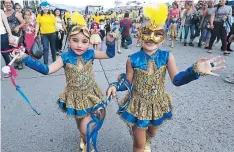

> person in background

[
  {"left": 227, "top": 20, "right": 234, "bottom": 52},
  {"left": 14, "top": 3, "right": 22, "bottom": 14},
  {"left": 120, "top": 12, "right": 132, "bottom": 49},
  {"left": 99, "top": 19, "right": 106, "bottom": 50},
  {"left": 194, "top": 1, "right": 204, "bottom": 39},
  {"left": 1, "top": 9, "right": 12, "bottom": 77},
  {"left": 23, "top": 9, "right": 36, "bottom": 54},
  {"left": 26, "top": 6, "right": 36, "bottom": 24},
  {"left": 169, "top": 2, "right": 180, "bottom": 23},
  {"left": 170, "top": 15, "right": 179, "bottom": 48},
  {"left": 178, "top": 6, "right": 186, "bottom": 41},
  {"left": 93, "top": 12, "right": 100, "bottom": 24},
  {"left": 35, "top": 1, "right": 57, "bottom": 65},
  {"left": 88, "top": 18, "right": 93, "bottom": 30},
  {"left": 4, "top": 0, "right": 25, "bottom": 70},
  {"left": 198, "top": 1, "right": 214, "bottom": 49},
  {"left": 54, "top": 8, "right": 66, "bottom": 55},
  {"left": 111, "top": 19, "right": 122, "bottom": 53},
  {"left": 90, "top": 22, "right": 102, "bottom": 50},
  {"left": 207, "top": 0, "right": 232, "bottom": 55},
  {"left": 183, "top": 2, "right": 197, "bottom": 46},
  {"left": 105, "top": 18, "right": 111, "bottom": 35},
  {"left": 99, "top": 12, "right": 105, "bottom": 22}
]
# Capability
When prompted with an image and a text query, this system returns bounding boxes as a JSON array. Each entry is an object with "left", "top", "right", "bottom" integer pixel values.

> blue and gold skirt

[
  {"left": 118, "top": 92, "right": 173, "bottom": 129},
  {"left": 57, "top": 86, "right": 103, "bottom": 118}
]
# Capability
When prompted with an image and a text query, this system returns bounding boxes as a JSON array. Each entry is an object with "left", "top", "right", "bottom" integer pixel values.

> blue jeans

[
  {"left": 121, "top": 35, "right": 132, "bottom": 47},
  {"left": 41, "top": 32, "right": 57, "bottom": 64},
  {"left": 184, "top": 24, "right": 195, "bottom": 43},
  {"left": 1, "top": 33, "right": 11, "bottom": 65},
  {"left": 199, "top": 22, "right": 211, "bottom": 44}
]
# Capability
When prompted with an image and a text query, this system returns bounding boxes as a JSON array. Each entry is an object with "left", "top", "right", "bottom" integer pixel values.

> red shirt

[
  {"left": 170, "top": 8, "right": 180, "bottom": 19},
  {"left": 120, "top": 18, "right": 132, "bottom": 37}
]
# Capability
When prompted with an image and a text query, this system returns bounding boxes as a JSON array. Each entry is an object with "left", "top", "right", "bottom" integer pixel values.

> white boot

[
  {"left": 80, "top": 137, "right": 85, "bottom": 150},
  {"left": 170, "top": 40, "right": 174, "bottom": 48},
  {"left": 143, "top": 132, "right": 153, "bottom": 152}
]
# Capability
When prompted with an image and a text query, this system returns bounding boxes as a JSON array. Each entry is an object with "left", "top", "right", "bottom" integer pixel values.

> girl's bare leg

[
  {"left": 143, "top": 126, "right": 158, "bottom": 152},
  {"left": 75, "top": 116, "right": 92, "bottom": 150},
  {"left": 117, "top": 38, "right": 121, "bottom": 53},
  {"left": 93, "top": 44, "right": 96, "bottom": 50},
  {"left": 205, "top": 40, "right": 209, "bottom": 47},
  {"left": 96, "top": 44, "right": 100, "bottom": 51},
  {"left": 132, "top": 125, "right": 146, "bottom": 152},
  {"left": 171, "top": 38, "right": 174, "bottom": 48}
]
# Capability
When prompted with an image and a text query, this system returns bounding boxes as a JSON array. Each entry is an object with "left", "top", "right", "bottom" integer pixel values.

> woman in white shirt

[
  {"left": 1, "top": 9, "right": 12, "bottom": 64},
  {"left": 54, "top": 8, "right": 66, "bottom": 54},
  {"left": 1, "top": 9, "right": 12, "bottom": 77}
]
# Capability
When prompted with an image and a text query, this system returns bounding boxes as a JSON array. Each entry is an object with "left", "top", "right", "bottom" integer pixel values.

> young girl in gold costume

[
  {"left": 107, "top": 4, "right": 225, "bottom": 152},
  {"left": 11, "top": 16, "right": 116, "bottom": 152}
]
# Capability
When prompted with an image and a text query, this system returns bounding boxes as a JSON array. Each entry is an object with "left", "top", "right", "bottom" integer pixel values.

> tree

[{"left": 29, "top": 0, "right": 39, "bottom": 13}]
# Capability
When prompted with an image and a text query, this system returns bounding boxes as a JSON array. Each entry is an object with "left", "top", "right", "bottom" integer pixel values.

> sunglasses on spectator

[{"left": 16, "top": 7, "right": 21, "bottom": 10}]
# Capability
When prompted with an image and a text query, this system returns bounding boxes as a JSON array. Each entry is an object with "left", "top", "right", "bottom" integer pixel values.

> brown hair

[{"left": 24, "top": 9, "right": 31, "bottom": 16}]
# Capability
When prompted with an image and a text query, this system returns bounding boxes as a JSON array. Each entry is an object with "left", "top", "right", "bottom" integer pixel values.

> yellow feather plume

[
  {"left": 71, "top": 12, "right": 87, "bottom": 27},
  {"left": 143, "top": 3, "right": 168, "bottom": 25}
]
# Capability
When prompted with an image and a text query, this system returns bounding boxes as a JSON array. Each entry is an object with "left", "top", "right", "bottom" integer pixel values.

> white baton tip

[{"left": 2, "top": 66, "right": 11, "bottom": 74}]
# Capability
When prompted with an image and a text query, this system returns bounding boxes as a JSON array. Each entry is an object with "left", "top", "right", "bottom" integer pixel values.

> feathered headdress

[
  {"left": 137, "top": 3, "right": 168, "bottom": 43},
  {"left": 71, "top": 12, "right": 87, "bottom": 27},
  {"left": 69, "top": 12, "right": 90, "bottom": 38},
  {"left": 143, "top": 3, "right": 168, "bottom": 30}
]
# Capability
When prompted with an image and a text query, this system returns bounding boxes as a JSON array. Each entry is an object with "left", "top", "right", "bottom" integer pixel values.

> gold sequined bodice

[
  {"left": 132, "top": 60, "right": 166, "bottom": 102},
  {"left": 64, "top": 58, "right": 96, "bottom": 91}
]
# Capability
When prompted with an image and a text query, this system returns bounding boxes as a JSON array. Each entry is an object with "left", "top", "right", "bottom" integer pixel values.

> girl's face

[
  {"left": 15, "top": 5, "right": 22, "bottom": 13},
  {"left": 4, "top": 0, "right": 13, "bottom": 10},
  {"left": 173, "top": 4, "right": 177, "bottom": 9},
  {"left": 24, "top": 11, "right": 31, "bottom": 20},
  {"left": 140, "top": 39, "right": 163, "bottom": 53},
  {"left": 55, "top": 10, "right": 60, "bottom": 16},
  {"left": 94, "top": 25, "right": 97, "bottom": 29},
  {"left": 68, "top": 32, "right": 90, "bottom": 55}
]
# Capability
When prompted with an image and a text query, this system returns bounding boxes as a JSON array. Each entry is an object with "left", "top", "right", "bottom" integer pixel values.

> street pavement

[{"left": 1, "top": 38, "right": 234, "bottom": 152}]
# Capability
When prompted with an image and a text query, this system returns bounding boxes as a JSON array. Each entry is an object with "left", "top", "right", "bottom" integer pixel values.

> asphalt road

[{"left": 1, "top": 38, "right": 234, "bottom": 152}]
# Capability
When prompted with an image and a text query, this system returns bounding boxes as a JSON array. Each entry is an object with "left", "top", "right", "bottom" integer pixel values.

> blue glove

[
  {"left": 23, "top": 56, "right": 49, "bottom": 75},
  {"left": 173, "top": 66, "right": 200, "bottom": 86},
  {"left": 106, "top": 41, "right": 115, "bottom": 58}
]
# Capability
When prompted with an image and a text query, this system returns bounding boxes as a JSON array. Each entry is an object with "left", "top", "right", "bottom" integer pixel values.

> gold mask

[{"left": 138, "top": 4, "right": 168, "bottom": 43}]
